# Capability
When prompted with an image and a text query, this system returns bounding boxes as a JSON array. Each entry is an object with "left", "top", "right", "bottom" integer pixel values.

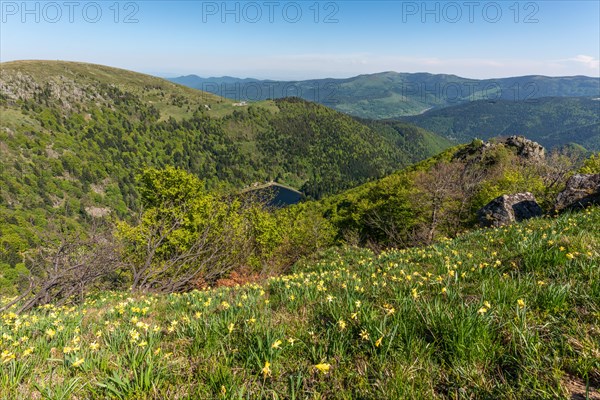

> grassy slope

[
  {"left": 1, "top": 208, "right": 598, "bottom": 399},
  {"left": 0, "top": 60, "right": 267, "bottom": 120}
]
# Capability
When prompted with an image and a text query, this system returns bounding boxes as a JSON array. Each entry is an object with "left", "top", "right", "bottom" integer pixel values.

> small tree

[
  {"left": 579, "top": 152, "right": 600, "bottom": 174},
  {"left": 1, "top": 222, "right": 120, "bottom": 314},
  {"left": 117, "top": 167, "right": 251, "bottom": 293},
  {"left": 271, "top": 203, "right": 335, "bottom": 271},
  {"left": 412, "top": 162, "right": 465, "bottom": 244}
]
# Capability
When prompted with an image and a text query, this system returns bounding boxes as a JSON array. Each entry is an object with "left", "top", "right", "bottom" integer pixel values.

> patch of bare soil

[{"left": 565, "top": 376, "right": 600, "bottom": 400}]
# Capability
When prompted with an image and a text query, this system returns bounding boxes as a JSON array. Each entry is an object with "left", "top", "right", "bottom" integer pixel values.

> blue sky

[{"left": 1, "top": 1, "right": 599, "bottom": 79}]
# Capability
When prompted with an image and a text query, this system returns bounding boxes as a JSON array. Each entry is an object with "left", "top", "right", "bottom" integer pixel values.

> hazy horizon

[
  {"left": 3, "top": 59, "right": 599, "bottom": 83},
  {"left": 2, "top": 1, "right": 598, "bottom": 79},
  {"left": 160, "top": 70, "right": 600, "bottom": 81}
]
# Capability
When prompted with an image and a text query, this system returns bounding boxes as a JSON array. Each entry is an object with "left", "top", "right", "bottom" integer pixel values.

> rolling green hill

[
  {"left": 403, "top": 97, "right": 600, "bottom": 151},
  {"left": 0, "top": 60, "right": 450, "bottom": 267},
  {"left": 170, "top": 72, "right": 600, "bottom": 119}
]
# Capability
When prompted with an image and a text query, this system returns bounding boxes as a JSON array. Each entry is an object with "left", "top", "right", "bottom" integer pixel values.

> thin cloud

[{"left": 569, "top": 55, "right": 600, "bottom": 71}]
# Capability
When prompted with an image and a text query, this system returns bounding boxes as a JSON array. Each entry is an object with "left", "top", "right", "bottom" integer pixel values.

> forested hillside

[
  {"left": 404, "top": 97, "right": 600, "bottom": 151},
  {"left": 0, "top": 61, "right": 450, "bottom": 270}
]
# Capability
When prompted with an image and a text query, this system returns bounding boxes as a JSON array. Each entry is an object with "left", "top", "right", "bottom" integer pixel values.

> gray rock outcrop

[
  {"left": 504, "top": 136, "right": 545, "bottom": 162},
  {"left": 478, "top": 192, "right": 543, "bottom": 228},
  {"left": 453, "top": 136, "right": 545, "bottom": 163},
  {"left": 554, "top": 174, "right": 600, "bottom": 212}
]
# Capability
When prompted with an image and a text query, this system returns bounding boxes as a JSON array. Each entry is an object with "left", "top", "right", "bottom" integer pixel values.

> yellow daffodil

[
  {"left": 360, "top": 329, "right": 369, "bottom": 341},
  {"left": 1, "top": 350, "right": 15, "bottom": 363},
  {"left": 314, "top": 363, "right": 331, "bottom": 374},
  {"left": 72, "top": 357, "right": 84, "bottom": 368},
  {"left": 383, "top": 304, "right": 395, "bottom": 315},
  {"left": 262, "top": 361, "right": 272, "bottom": 379},
  {"left": 129, "top": 329, "right": 140, "bottom": 342}
]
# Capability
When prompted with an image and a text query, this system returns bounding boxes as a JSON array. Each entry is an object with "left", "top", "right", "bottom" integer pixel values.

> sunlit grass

[{"left": 1, "top": 208, "right": 599, "bottom": 399}]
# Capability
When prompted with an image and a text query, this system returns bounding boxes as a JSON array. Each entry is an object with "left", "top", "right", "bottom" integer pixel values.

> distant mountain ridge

[
  {"left": 169, "top": 72, "right": 600, "bottom": 119},
  {"left": 403, "top": 96, "right": 600, "bottom": 151}
]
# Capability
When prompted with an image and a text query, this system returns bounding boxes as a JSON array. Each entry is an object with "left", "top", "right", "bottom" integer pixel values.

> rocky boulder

[
  {"left": 504, "top": 136, "right": 545, "bottom": 162},
  {"left": 478, "top": 192, "right": 543, "bottom": 228},
  {"left": 554, "top": 174, "right": 600, "bottom": 212},
  {"left": 453, "top": 136, "right": 545, "bottom": 163}
]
